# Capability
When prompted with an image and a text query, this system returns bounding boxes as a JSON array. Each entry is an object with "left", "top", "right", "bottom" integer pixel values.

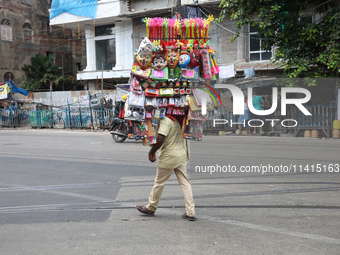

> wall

[
  {"left": 0, "top": 0, "right": 86, "bottom": 88},
  {"left": 12, "top": 89, "right": 120, "bottom": 110},
  {"left": 336, "top": 88, "right": 340, "bottom": 120}
]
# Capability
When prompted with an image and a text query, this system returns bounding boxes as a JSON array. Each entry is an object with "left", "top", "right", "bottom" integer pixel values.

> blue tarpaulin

[
  {"left": 50, "top": 0, "right": 98, "bottom": 20},
  {"left": 8, "top": 80, "right": 28, "bottom": 96}
]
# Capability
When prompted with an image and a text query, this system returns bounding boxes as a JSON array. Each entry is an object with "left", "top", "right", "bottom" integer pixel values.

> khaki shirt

[{"left": 157, "top": 117, "right": 187, "bottom": 169}]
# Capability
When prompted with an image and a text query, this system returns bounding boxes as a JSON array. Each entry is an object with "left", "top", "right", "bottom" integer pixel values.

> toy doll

[
  {"left": 151, "top": 52, "right": 167, "bottom": 71},
  {"left": 150, "top": 52, "right": 168, "bottom": 81}
]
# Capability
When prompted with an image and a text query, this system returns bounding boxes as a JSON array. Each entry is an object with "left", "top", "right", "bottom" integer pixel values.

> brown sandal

[
  {"left": 136, "top": 205, "right": 155, "bottom": 216},
  {"left": 182, "top": 213, "right": 196, "bottom": 221}
]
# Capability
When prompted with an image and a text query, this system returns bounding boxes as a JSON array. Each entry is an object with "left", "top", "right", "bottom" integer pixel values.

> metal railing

[
  {"left": 0, "top": 109, "right": 30, "bottom": 127},
  {"left": 0, "top": 108, "right": 114, "bottom": 129},
  {"left": 285, "top": 101, "right": 336, "bottom": 137},
  {"left": 203, "top": 106, "right": 232, "bottom": 133},
  {"left": 0, "top": 101, "right": 337, "bottom": 135},
  {"left": 286, "top": 101, "right": 336, "bottom": 128}
]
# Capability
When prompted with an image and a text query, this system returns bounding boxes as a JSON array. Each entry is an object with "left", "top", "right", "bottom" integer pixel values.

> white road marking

[{"left": 199, "top": 214, "right": 340, "bottom": 245}]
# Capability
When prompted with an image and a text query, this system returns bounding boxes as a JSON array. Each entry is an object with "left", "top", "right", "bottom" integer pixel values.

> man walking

[{"left": 136, "top": 115, "right": 196, "bottom": 221}]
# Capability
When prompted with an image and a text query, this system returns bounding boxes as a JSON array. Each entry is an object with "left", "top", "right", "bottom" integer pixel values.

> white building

[{"left": 50, "top": 0, "right": 225, "bottom": 90}]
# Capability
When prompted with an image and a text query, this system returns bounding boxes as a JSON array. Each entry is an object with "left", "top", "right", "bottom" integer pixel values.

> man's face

[
  {"left": 151, "top": 55, "right": 167, "bottom": 71},
  {"left": 136, "top": 53, "right": 152, "bottom": 69}
]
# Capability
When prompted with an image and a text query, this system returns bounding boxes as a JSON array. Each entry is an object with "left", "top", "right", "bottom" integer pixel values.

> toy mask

[
  {"left": 166, "top": 49, "right": 180, "bottom": 69},
  {"left": 136, "top": 52, "right": 152, "bottom": 69},
  {"left": 138, "top": 37, "right": 155, "bottom": 54},
  {"left": 188, "top": 49, "right": 201, "bottom": 68},
  {"left": 151, "top": 52, "right": 167, "bottom": 71},
  {"left": 178, "top": 53, "right": 190, "bottom": 68}
]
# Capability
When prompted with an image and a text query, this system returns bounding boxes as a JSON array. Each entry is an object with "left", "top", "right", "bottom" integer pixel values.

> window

[
  {"left": 185, "top": 6, "right": 202, "bottom": 18},
  {"left": 76, "top": 63, "right": 81, "bottom": 72},
  {"left": 1, "top": 18, "right": 12, "bottom": 42},
  {"left": 4, "top": 72, "right": 14, "bottom": 82},
  {"left": 95, "top": 24, "right": 116, "bottom": 70},
  {"left": 249, "top": 23, "right": 272, "bottom": 61},
  {"left": 300, "top": 16, "right": 313, "bottom": 25},
  {"left": 23, "top": 23, "right": 33, "bottom": 42},
  {"left": 47, "top": 52, "right": 54, "bottom": 62}
]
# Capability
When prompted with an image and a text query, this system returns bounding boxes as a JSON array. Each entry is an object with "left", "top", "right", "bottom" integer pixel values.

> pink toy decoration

[{"left": 201, "top": 48, "right": 212, "bottom": 79}]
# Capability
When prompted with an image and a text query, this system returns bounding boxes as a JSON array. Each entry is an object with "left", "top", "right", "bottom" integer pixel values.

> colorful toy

[
  {"left": 131, "top": 64, "right": 152, "bottom": 80},
  {"left": 138, "top": 37, "right": 155, "bottom": 55},
  {"left": 136, "top": 52, "right": 152, "bottom": 69},
  {"left": 178, "top": 49, "right": 191, "bottom": 68},
  {"left": 166, "top": 46, "right": 180, "bottom": 68},
  {"left": 151, "top": 52, "right": 167, "bottom": 71},
  {"left": 127, "top": 16, "right": 221, "bottom": 143},
  {"left": 165, "top": 45, "right": 181, "bottom": 79},
  {"left": 150, "top": 52, "right": 169, "bottom": 81},
  {"left": 188, "top": 44, "right": 201, "bottom": 68},
  {"left": 201, "top": 48, "right": 212, "bottom": 79}
]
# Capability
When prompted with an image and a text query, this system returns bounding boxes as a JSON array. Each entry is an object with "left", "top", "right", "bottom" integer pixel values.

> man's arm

[{"left": 148, "top": 134, "right": 165, "bottom": 162}]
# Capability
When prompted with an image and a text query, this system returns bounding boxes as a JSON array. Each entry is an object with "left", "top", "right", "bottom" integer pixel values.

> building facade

[
  {"left": 49, "top": 0, "right": 281, "bottom": 91},
  {"left": 0, "top": 0, "right": 86, "bottom": 89}
]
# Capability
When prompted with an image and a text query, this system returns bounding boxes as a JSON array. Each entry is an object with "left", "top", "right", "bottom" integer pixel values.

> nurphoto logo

[{"left": 211, "top": 85, "right": 312, "bottom": 128}]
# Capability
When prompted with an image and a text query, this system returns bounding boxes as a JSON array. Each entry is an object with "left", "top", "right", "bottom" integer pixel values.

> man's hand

[
  {"left": 149, "top": 152, "right": 156, "bottom": 162},
  {"left": 148, "top": 134, "right": 165, "bottom": 163}
]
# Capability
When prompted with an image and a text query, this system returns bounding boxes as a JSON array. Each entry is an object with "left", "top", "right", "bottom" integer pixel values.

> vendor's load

[{"left": 123, "top": 16, "right": 222, "bottom": 144}]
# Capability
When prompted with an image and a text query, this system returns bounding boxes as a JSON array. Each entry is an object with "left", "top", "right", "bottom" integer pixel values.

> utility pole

[
  {"left": 50, "top": 81, "right": 52, "bottom": 111},
  {"left": 176, "top": 0, "right": 181, "bottom": 19},
  {"left": 101, "top": 62, "right": 104, "bottom": 99}
]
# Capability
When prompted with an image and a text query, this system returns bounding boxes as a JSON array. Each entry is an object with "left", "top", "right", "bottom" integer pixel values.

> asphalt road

[{"left": 0, "top": 129, "right": 339, "bottom": 255}]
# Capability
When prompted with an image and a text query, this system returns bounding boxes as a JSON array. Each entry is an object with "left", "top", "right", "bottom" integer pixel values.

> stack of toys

[{"left": 124, "top": 16, "right": 222, "bottom": 144}]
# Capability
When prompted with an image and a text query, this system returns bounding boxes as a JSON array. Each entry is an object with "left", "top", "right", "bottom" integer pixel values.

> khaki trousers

[{"left": 146, "top": 165, "right": 195, "bottom": 217}]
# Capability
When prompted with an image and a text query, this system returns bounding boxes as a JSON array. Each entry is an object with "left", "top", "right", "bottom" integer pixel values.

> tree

[
  {"left": 217, "top": 0, "right": 340, "bottom": 78},
  {"left": 22, "top": 54, "right": 65, "bottom": 91}
]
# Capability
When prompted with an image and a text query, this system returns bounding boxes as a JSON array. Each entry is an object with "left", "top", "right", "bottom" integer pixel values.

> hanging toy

[
  {"left": 151, "top": 52, "right": 167, "bottom": 71},
  {"left": 150, "top": 52, "right": 169, "bottom": 81},
  {"left": 178, "top": 46, "right": 191, "bottom": 69},
  {"left": 134, "top": 37, "right": 154, "bottom": 70},
  {"left": 188, "top": 43, "right": 201, "bottom": 68},
  {"left": 166, "top": 45, "right": 180, "bottom": 69},
  {"left": 209, "top": 48, "right": 220, "bottom": 75},
  {"left": 137, "top": 37, "right": 155, "bottom": 55},
  {"left": 135, "top": 52, "right": 152, "bottom": 69},
  {"left": 190, "top": 120, "right": 203, "bottom": 141},
  {"left": 165, "top": 44, "right": 181, "bottom": 79},
  {"left": 201, "top": 45, "right": 212, "bottom": 79}
]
